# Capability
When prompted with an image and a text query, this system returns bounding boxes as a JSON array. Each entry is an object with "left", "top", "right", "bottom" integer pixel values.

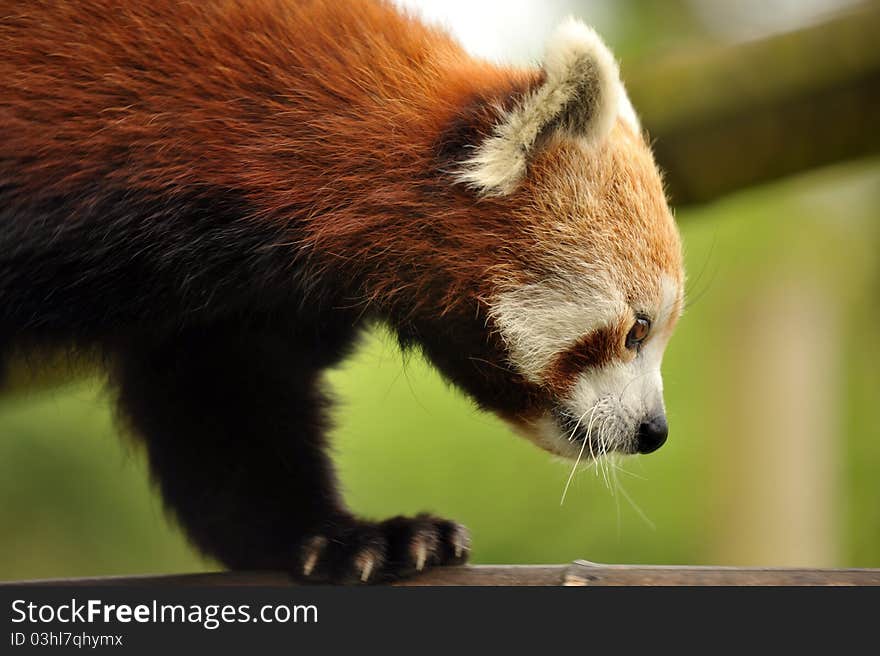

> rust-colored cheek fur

[{"left": 544, "top": 322, "right": 630, "bottom": 395}]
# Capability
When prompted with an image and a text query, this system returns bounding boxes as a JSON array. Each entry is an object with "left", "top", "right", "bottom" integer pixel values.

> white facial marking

[
  {"left": 564, "top": 275, "right": 678, "bottom": 452},
  {"left": 490, "top": 272, "right": 625, "bottom": 383},
  {"left": 521, "top": 275, "right": 679, "bottom": 459},
  {"left": 507, "top": 415, "right": 581, "bottom": 459}
]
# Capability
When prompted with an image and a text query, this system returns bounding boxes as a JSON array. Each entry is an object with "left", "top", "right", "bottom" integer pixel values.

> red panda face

[
  {"left": 450, "top": 20, "right": 684, "bottom": 460},
  {"left": 488, "top": 126, "right": 683, "bottom": 460}
]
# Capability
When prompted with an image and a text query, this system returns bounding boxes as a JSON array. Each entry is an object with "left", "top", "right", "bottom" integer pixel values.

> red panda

[{"left": 0, "top": 0, "right": 684, "bottom": 583}]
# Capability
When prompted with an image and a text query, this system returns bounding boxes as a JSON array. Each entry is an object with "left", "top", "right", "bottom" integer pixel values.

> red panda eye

[{"left": 626, "top": 317, "right": 651, "bottom": 350}]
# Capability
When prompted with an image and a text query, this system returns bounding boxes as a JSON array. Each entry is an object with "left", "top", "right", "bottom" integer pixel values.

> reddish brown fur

[
  {"left": 0, "top": 0, "right": 685, "bottom": 579},
  {"left": 1, "top": 0, "right": 544, "bottom": 324},
  {"left": 1, "top": 1, "right": 680, "bottom": 360},
  {"left": 515, "top": 124, "right": 683, "bottom": 311},
  {"left": 1, "top": 0, "right": 684, "bottom": 424}
]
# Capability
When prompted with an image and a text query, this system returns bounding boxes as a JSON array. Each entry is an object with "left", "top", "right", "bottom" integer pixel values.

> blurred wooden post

[{"left": 715, "top": 280, "right": 840, "bottom": 566}]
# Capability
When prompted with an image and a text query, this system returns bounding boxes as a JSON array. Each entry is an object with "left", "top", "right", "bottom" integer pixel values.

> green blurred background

[{"left": 1, "top": 0, "right": 878, "bottom": 579}]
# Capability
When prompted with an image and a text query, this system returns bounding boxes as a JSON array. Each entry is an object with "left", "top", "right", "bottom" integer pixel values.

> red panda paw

[{"left": 296, "top": 514, "right": 470, "bottom": 584}]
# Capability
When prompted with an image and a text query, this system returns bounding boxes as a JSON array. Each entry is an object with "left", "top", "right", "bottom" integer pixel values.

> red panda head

[
  {"left": 410, "top": 18, "right": 684, "bottom": 459},
  {"left": 283, "top": 9, "right": 683, "bottom": 460}
]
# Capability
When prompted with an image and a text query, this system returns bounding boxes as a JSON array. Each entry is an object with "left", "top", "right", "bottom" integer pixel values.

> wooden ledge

[{"left": 4, "top": 561, "right": 879, "bottom": 586}]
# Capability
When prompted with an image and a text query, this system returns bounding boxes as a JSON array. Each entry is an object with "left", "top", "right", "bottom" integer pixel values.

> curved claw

[
  {"left": 301, "top": 535, "right": 327, "bottom": 577},
  {"left": 356, "top": 549, "right": 378, "bottom": 582},
  {"left": 450, "top": 525, "right": 471, "bottom": 559}
]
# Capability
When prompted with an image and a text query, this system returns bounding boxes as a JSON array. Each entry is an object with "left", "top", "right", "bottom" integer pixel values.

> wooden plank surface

[
  {"left": 4, "top": 562, "right": 879, "bottom": 586},
  {"left": 562, "top": 561, "right": 880, "bottom": 586}
]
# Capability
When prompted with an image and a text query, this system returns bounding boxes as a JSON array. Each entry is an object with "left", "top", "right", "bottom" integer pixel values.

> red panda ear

[{"left": 456, "top": 19, "right": 623, "bottom": 197}]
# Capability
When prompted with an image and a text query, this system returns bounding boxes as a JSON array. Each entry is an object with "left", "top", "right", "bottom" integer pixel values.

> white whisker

[
  {"left": 596, "top": 414, "right": 613, "bottom": 491},
  {"left": 608, "top": 460, "right": 646, "bottom": 481},
  {"left": 610, "top": 454, "right": 622, "bottom": 535},
  {"left": 559, "top": 400, "right": 601, "bottom": 505},
  {"left": 615, "top": 474, "right": 656, "bottom": 531}
]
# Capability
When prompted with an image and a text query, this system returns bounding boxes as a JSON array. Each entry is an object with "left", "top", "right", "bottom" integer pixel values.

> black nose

[{"left": 636, "top": 415, "right": 668, "bottom": 454}]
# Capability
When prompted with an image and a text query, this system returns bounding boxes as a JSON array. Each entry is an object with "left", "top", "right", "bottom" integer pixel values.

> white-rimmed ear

[{"left": 457, "top": 18, "right": 622, "bottom": 196}]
